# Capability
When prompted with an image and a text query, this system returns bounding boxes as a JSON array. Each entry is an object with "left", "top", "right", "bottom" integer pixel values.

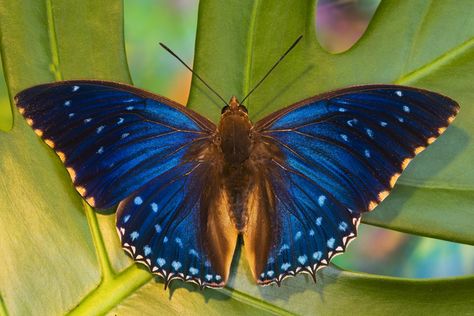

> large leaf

[
  {"left": 0, "top": 0, "right": 473, "bottom": 315},
  {"left": 188, "top": 0, "right": 474, "bottom": 244}
]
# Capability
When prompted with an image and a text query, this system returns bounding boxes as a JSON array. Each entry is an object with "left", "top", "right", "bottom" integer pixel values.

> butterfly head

[{"left": 221, "top": 96, "right": 248, "bottom": 116}]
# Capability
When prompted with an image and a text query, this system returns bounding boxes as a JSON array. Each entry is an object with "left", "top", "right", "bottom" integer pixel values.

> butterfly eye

[
  {"left": 239, "top": 105, "right": 248, "bottom": 113},
  {"left": 221, "top": 105, "right": 230, "bottom": 114}
]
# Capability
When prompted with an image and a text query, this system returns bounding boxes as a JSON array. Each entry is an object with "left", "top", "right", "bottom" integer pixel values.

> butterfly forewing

[
  {"left": 15, "top": 81, "right": 215, "bottom": 208},
  {"left": 247, "top": 85, "right": 458, "bottom": 285}
]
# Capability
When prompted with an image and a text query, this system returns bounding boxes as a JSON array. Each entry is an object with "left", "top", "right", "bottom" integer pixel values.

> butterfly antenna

[
  {"left": 240, "top": 35, "right": 303, "bottom": 105},
  {"left": 159, "top": 42, "right": 228, "bottom": 106}
]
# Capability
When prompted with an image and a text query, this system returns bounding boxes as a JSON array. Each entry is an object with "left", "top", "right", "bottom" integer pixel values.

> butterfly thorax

[{"left": 218, "top": 96, "right": 252, "bottom": 164}]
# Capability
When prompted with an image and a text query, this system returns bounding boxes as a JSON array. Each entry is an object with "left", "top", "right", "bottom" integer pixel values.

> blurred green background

[{"left": 1, "top": 0, "right": 472, "bottom": 280}]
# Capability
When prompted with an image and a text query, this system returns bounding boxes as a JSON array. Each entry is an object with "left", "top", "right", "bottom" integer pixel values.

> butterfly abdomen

[{"left": 222, "top": 163, "right": 253, "bottom": 231}]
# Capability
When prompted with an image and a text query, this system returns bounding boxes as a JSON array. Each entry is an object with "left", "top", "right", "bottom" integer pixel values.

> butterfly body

[{"left": 15, "top": 80, "right": 459, "bottom": 288}]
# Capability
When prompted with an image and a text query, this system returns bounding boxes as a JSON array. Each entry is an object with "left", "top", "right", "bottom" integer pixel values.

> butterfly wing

[
  {"left": 116, "top": 146, "right": 238, "bottom": 288},
  {"left": 15, "top": 81, "right": 238, "bottom": 287},
  {"left": 245, "top": 85, "right": 459, "bottom": 285}
]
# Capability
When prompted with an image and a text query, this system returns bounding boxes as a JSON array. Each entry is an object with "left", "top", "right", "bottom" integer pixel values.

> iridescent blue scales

[{"left": 16, "top": 81, "right": 459, "bottom": 288}]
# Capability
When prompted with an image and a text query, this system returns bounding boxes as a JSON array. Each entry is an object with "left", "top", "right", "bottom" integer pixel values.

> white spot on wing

[
  {"left": 64, "top": 100, "right": 71, "bottom": 106},
  {"left": 134, "top": 196, "right": 143, "bottom": 205},
  {"left": 175, "top": 237, "right": 183, "bottom": 248},
  {"left": 130, "top": 231, "right": 139, "bottom": 241},
  {"left": 157, "top": 258, "right": 166, "bottom": 267},
  {"left": 281, "top": 262, "right": 291, "bottom": 271},
  {"left": 380, "top": 121, "right": 388, "bottom": 127},
  {"left": 123, "top": 215, "right": 131, "bottom": 223},
  {"left": 144, "top": 245, "right": 151, "bottom": 256},
  {"left": 154, "top": 224, "right": 161, "bottom": 233},
  {"left": 72, "top": 85, "right": 80, "bottom": 92},
  {"left": 279, "top": 244, "right": 289, "bottom": 253},
  {"left": 339, "top": 221, "right": 348, "bottom": 231},
  {"left": 151, "top": 203, "right": 158, "bottom": 212},
  {"left": 126, "top": 106, "right": 134, "bottom": 110},
  {"left": 189, "top": 267, "right": 199, "bottom": 275},
  {"left": 338, "top": 107, "right": 347, "bottom": 112},
  {"left": 68, "top": 113, "right": 75, "bottom": 118},
  {"left": 96, "top": 125, "right": 105, "bottom": 133},
  {"left": 364, "top": 149, "right": 371, "bottom": 158},
  {"left": 117, "top": 117, "right": 124, "bottom": 124},
  {"left": 171, "top": 261, "right": 182, "bottom": 271},
  {"left": 294, "top": 231, "right": 302, "bottom": 241},
  {"left": 96, "top": 146, "right": 104, "bottom": 154},
  {"left": 340, "top": 134, "right": 348, "bottom": 142},
  {"left": 121, "top": 133, "right": 130, "bottom": 139},
  {"left": 309, "top": 229, "right": 315, "bottom": 236},
  {"left": 347, "top": 118, "right": 358, "bottom": 127},
  {"left": 316, "top": 217, "right": 322, "bottom": 226},
  {"left": 395, "top": 90, "right": 403, "bottom": 97},
  {"left": 366, "top": 128, "right": 374, "bottom": 138},
  {"left": 318, "top": 195, "right": 326, "bottom": 207},
  {"left": 313, "top": 251, "right": 322, "bottom": 260},
  {"left": 84, "top": 118, "right": 92, "bottom": 123},
  {"left": 327, "top": 237, "right": 335, "bottom": 249},
  {"left": 403, "top": 105, "right": 410, "bottom": 112},
  {"left": 267, "top": 270, "right": 274, "bottom": 277},
  {"left": 297, "top": 255, "right": 308, "bottom": 265}
]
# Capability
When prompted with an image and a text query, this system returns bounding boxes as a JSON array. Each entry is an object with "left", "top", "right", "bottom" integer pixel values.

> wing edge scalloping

[
  {"left": 257, "top": 215, "right": 361, "bottom": 287},
  {"left": 116, "top": 226, "right": 226, "bottom": 289}
]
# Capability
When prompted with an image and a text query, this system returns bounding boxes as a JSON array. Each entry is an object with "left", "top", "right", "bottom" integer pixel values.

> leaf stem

[
  {"left": 66, "top": 265, "right": 152, "bottom": 316},
  {"left": 83, "top": 201, "right": 115, "bottom": 282}
]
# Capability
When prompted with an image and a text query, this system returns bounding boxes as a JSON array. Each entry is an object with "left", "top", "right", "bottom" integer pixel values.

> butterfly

[{"left": 14, "top": 38, "right": 459, "bottom": 289}]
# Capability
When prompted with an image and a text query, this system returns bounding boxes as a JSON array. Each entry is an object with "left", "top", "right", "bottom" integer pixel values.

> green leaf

[
  {"left": 0, "top": 1, "right": 136, "bottom": 314},
  {"left": 188, "top": 0, "right": 474, "bottom": 244},
  {"left": 0, "top": 0, "right": 473, "bottom": 315}
]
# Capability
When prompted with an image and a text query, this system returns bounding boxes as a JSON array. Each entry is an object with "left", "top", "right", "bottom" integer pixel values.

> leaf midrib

[
  {"left": 45, "top": 0, "right": 62, "bottom": 81},
  {"left": 242, "top": 0, "right": 260, "bottom": 104}
]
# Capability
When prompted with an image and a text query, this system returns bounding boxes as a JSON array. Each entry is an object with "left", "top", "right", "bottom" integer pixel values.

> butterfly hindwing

[
  {"left": 116, "top": 151, "right": 238, "bottom": 288},
  {"left": 247, "top": 85, "right": 459, "bottom": 284}
]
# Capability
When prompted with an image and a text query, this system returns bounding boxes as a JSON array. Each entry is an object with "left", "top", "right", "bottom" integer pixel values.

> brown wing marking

[
  {"left": 199, "top": 158, "right": 239, "bottom": 285},
  {"left": 242, "top": 139, "right": 281, "bottom": 282}
]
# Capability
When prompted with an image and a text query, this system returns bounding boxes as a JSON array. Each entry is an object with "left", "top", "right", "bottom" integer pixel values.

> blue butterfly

[
  {"left": 15, "top": 80, "right": 458, "bottom": 288},
  {"left": 14, "top": 37, "right": 459, "bottom": 288}
]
